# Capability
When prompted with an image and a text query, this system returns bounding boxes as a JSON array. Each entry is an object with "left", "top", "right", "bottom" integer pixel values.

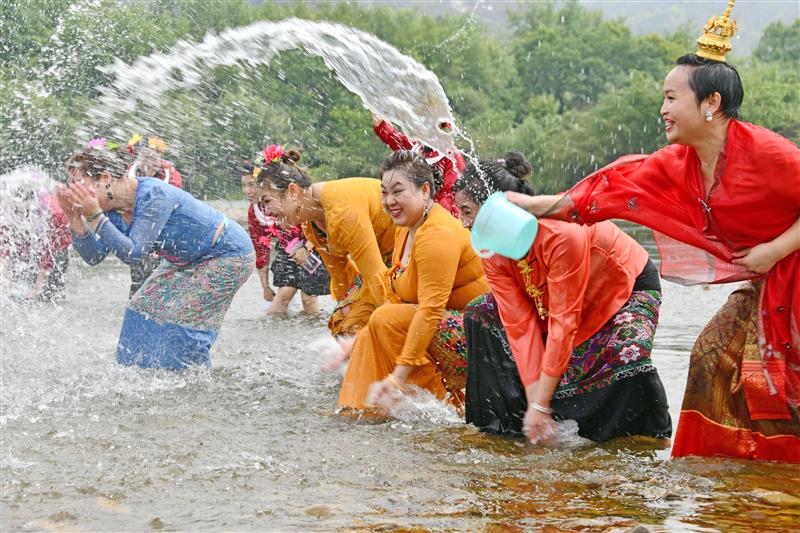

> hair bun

[
  {"left": 502, "top": 151, "right": 532, "bottom": 180},
  {"left": 431, "top": 165, "right": 444, "bottom": 196},
  {"left": 283, "top": 148, "right": 302, "bottom": 165}
]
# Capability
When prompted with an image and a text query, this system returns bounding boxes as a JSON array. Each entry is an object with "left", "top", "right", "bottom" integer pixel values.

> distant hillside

[{"left": 354, "top": 0, "right": 800, "bottom": 56}]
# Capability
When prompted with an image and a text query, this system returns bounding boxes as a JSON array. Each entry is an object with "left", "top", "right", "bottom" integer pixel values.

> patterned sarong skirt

[
  {"left": 671, "top": 281, "right": 800, "bottom": 462},
  {"left": 464, "top": 290, "right": 672, "bottom": 442},
  {"left": 117, "top": 253, "right": 255, "bottom": 369}
]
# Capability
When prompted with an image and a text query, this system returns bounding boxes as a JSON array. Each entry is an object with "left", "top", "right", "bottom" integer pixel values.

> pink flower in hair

[
  {"left": 261, "top": 144, "right": 284, "bottom": 165},
  {"left": 87, "top": 137, "right": 108, "bottom": 149}
]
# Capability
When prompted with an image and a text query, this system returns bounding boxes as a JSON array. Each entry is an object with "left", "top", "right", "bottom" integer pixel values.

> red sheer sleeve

[{"left": 373, "top": 120, "right": 412, "bottom": 151}]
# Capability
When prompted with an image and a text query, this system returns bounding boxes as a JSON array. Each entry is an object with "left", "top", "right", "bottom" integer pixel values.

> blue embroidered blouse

[{"left": 71, "top": 177, "right": 253, "bottom": 266}]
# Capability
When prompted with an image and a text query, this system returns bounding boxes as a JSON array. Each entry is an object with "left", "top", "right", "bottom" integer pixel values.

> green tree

[
  {"left": 510, "top": 71, "right": 664, "bottom": 193},
  {"left": 1, "top": 0, "right": 796, "bottom": 199},
  {"left": 740, "top": 59, "right": 800, "bottom": 142},
  {"left": 754, "top": 19, "right": 800, "bottom": 65}
]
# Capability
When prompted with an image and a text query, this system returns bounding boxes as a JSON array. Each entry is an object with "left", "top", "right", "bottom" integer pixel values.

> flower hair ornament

[
  {"left": 260, "top": 144, "right": 285, "bottom": 165},
  {"left": 127, "top": 133, "right": 142, "bottom": 155},
  {"left": 127, "top": 134, "right": 168, "bottom": 155},
  {"left": 147, "top": 136, "right": 168, "bottom": 153},
  {"left": 87, "top": 137, "right": 120, "bottom": 150}
]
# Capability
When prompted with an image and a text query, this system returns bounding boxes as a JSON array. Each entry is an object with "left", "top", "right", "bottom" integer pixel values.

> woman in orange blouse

[
  {"left": 455, "top": 154, "right": 671, "bottom": 444},
  {"left": 255, "top": 147, "right": 395, "bottom": 338},
  {"left": 339, "top": 151, "right": 488, "bottom": 411}
]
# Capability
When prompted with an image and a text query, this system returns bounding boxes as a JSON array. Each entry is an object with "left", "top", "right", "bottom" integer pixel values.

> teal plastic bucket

[{"left": 471, "top": 191, "right": 539, "bottom": 260}]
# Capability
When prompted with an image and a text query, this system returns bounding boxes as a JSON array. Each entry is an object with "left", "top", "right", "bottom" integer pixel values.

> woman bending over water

[
  {"left": 58, "top": 144, "right": 254, "bottom": 369},
  {"left": 340, "top": 151, "right": 488, "bottom": 411},
  {"left": 456, "top": 152, "right": 671, "bottom": 444},
  {"left": 241, "top": 151, "right": 329, "bottom": 316},
  {"left": 256, "top": 148, "right": 395, "bottom": 338}
]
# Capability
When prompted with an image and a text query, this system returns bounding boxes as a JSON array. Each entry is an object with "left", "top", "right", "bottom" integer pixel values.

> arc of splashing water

[{"left": 89, "top": 18, "right": 458, "bottom": 157}]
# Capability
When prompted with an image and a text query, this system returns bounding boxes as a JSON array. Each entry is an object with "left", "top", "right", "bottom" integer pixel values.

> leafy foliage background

[{"left": 1, "top": 0, "right": 797, "bottom": 198}]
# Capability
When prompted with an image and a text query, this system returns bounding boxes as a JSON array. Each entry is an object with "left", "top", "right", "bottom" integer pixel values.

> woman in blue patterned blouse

[{"left": 57, "top": 144, "right": 255, "bottom": 369}]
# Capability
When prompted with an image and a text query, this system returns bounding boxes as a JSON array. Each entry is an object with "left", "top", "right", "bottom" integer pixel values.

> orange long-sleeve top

[
  {"left": 481, "top": 219, "right": 649, "bottom": 387},
  {"left": 302, "top": 178, "right": 395, "bottom": 306},
  {"left": 389, "top": 204, "right": 489, "bottom": 366}
]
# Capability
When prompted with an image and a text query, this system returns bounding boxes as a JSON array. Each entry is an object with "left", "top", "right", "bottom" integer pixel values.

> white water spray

[{"left": 88, "top": 18, "right": 457, "bottom": 157}]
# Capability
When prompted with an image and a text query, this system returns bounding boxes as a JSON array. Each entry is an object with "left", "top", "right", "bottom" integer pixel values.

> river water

[{"left": 1, "top": 217, "right": 798, "bottom": 532}]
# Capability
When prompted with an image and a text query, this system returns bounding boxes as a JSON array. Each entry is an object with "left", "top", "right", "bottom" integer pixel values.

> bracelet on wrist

[
  {"left": 386, "top": 373, "right": 405, "bottom": 393},
  {"left": 85, "top": 210, "right": 104, "bottom": 222},
  {"left": 530, "top": 402, "right": 553, "bottom": 415},
  {"left": 94, "top": 214, "right": 109, "bottom": 233}
]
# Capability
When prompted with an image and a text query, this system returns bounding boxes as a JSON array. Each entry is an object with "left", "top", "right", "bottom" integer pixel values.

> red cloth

[
  {"left": 482, "top": 219, "right": 648, "bottom": 386},
  {"left": 42, "top": 194, "right": 71, "bottom": 271},
  {"left": 373, "top": 120, "right": 464, "bottom": 217},
  {"left": 552, "top": 119, "right": 800, "bottom": 420},
  {"left": 247, "top": 204, "right": 304, "bottom": 270},
  {"left": 0, "top": 193, "right": 71, "bottom": 271},
  {"left": 158, "top": 160, "right": 183, "bottom": 189},
  {"left": 671, "top": 410, "right": 800, "bottom": 462}
]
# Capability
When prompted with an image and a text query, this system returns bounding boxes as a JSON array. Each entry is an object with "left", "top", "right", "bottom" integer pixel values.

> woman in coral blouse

[
  {"left": 339, "top": 151, "right": 488, "bottom": 412},
  {"left": 455, "top": 153, "right": 671, "bottom": 443},
  {"left": 255, "top": 146, "right": 395, "bottom": 337}
]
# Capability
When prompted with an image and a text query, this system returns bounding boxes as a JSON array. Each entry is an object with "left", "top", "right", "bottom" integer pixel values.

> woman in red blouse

[
  {"left": 1, "top": 184, "right": 71, "bottom": 302},
  {"left": 510, "top": 53, "right": 800, "bottom": 462}
]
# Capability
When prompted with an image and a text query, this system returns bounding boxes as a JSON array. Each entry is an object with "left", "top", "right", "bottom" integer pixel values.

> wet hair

[
  {"left": 237, "top": 159, "right": 256, "bottom": 185},
  {"left": 240, "top": 159, "right": 254, "bottom": 174},
  {"left": 66, "top": 147, "right": 127, "bottom": 180},
  {"left": 378, "top": 150, "right": 443, "bottom": 197},
  {"left": 256, "top": 148, "right": 312, "bottom": 190},
  {"left": 675, "top": 54, "right": 744, "bottom": 119},
  {"left": 453, "top": 151, "right": 534, "bottom": 206}
]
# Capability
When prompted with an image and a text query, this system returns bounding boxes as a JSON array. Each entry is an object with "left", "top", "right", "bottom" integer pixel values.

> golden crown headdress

[{"left": 696, "top": 0, "right": 737, "bottom": 62}]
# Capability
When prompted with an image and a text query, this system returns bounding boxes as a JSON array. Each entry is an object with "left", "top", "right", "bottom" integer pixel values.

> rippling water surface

[{"left": 2, "top": 227, "right": 799, "bottom": 532}]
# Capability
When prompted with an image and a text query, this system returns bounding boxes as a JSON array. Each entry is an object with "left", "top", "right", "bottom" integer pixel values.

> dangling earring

[
  {"left": 705, "top": 110, "right": 713, "bottom": 122},
  {"left": 423, "top": 200, "right": 432, "bottom": 219},
  {"left": 106, "top": 184, "right": 113, "bottom": 201}
]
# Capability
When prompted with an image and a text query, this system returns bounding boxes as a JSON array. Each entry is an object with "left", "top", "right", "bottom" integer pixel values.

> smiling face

[
  {"left": 256, "top": 181, "right": 304, "bottom": 228},
  {"left": 381, "top": 168, "right": 429, "bottom": 228},
  {"left": 454, "top": 190, "right": 479, "bottom": 230},
  {"left": 660, "top": 65, "right": 709, "bottom": 146}
]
